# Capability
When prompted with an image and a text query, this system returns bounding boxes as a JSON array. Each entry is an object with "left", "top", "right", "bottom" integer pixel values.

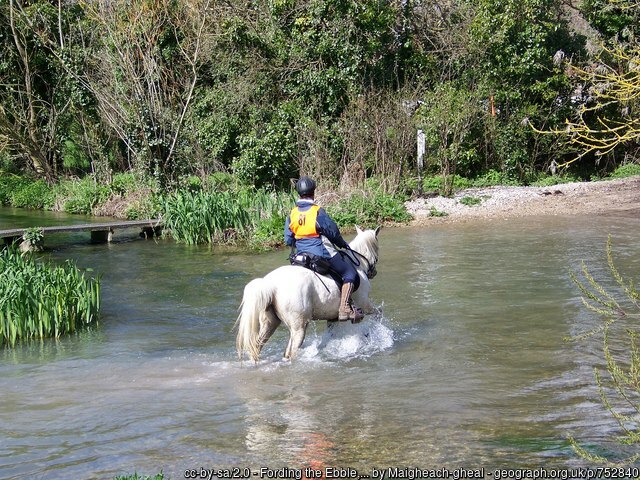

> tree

[
  {"left": 531, "top": 0, "right": 639, "bottom": 170},
  {"left": 0, "top": 0, "right": 76, "bottom": 181},
  {"left": 569, "top": 236, "right": 640, "bottom": 464},
  {"left": 534, "top": 43, "right": 639, "bottom": 168},
  {"left": 416, "top": 82, "right": 481, "bottom": 195},
  {"left": 77, "top": 0, "right": 214, "bottom": 187}
]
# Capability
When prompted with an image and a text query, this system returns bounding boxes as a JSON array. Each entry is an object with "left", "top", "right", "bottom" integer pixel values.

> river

[{"left": 1, "top": 206, "right": 639, "bottom": 479}]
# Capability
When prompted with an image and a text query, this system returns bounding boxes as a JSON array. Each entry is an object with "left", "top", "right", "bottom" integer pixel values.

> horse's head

[{"left": 349, "top": 225, "right": 381, "bottom": 278}]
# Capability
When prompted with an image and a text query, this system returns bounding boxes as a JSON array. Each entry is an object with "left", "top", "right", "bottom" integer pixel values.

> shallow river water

[{"left": 1, "top": 207, "right": 640, "bottom": 479}]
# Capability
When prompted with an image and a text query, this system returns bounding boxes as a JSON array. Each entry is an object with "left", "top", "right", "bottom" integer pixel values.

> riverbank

[{"left": 405, "top": 176, "right": 640, "bottom": 225}]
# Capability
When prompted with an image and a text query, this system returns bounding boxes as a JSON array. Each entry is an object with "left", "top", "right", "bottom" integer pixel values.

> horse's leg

[
  {"left": 283, "top": 321, "right": 308, "bottom": 360},
  {"left": 257, "top": 306, "right": 281, "bottom": 354}
]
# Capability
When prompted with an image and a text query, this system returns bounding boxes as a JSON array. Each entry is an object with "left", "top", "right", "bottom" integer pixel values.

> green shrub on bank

[
  {"left": 607, "top": 163, "right": 640, "bottom": 179},
  {"left": 0, "top": 249, "right": 101, "bottom": 347},
  {"left": 0, "top": 172, "right": 159, "bottom": 218},
  {"left": 54, "top": 177, "right": 111, "bottom": 215},
  {"left": 470, "top": 170, "right": 520, "bottom": 188},
  {"left": 327, "top": 191, "right": 412, "bottom": 228},
  {"left": 0, "top": 175, "right": 55, "bottom": 209},
  {"left": 422, "top": 174, "right": 472, "bottom": 194},
  {"left": 421, "top": 171, "right": 521, "bottom": 194},
  {"left": 530, "top": 173, "right": 580, "bottom": 187}
]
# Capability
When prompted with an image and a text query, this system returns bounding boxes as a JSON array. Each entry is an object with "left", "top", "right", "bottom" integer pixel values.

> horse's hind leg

[
  {"left": 257, "top": 306, "right": 281, "bottom": 355},
  {"left": 283, "top": 323, "right": 308, "bottom": 360}
]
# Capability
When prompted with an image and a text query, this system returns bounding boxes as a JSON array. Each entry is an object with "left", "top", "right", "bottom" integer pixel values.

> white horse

[{"left": 235, "top": 226, "right": 381, "bottom": 362}]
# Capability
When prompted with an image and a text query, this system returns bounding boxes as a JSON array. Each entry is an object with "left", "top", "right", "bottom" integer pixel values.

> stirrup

[{"left": 351, "top": 307, "right": 364, "bottom": 324}]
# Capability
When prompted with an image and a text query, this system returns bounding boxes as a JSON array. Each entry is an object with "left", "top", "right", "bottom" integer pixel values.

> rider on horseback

[{"left": 284, "top": 176, "right": 364, "bottom": 322}]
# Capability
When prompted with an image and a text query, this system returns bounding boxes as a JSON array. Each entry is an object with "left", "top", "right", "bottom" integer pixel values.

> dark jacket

[{"left": 284, "top": 199, "right": 349, "bottom": 258}]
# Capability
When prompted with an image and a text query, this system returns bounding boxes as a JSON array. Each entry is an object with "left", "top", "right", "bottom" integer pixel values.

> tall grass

[
  {"left": 0, "top": 249, "right": 101, "bottom": 347},
  {"left": 161, "top": 189, "right": 293, "bottom": 245}
]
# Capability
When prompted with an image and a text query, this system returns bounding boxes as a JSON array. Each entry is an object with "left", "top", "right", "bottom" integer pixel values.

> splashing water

[{"left": 299, "top": 313, "right": 395, "bottom": 362}]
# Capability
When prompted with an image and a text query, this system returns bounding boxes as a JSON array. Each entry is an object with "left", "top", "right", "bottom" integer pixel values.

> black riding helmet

[{"left": 295, "top": 176, "right": 316, "bottom": 196}]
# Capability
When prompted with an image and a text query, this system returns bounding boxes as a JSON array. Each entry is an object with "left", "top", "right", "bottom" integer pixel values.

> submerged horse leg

[
  {"left": 283, "top": 321, "right": 308, "bottom": 360},
  {"left": 257, "top": 306, "right": 281, "bottom": 355}
]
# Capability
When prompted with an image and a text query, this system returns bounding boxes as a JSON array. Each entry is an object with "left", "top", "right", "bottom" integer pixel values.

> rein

[{"left": 345, "top": 246, "right": 378, "bottom": 279}]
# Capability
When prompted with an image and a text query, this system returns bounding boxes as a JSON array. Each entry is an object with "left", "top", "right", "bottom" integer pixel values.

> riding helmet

[{"left": 295, "top": 176, "right": 316, "bottom": 196}]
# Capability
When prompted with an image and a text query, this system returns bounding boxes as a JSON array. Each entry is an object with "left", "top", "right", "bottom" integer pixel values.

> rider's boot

[{"left": 338, "top": 283, "right": 364, "bottom": 323}]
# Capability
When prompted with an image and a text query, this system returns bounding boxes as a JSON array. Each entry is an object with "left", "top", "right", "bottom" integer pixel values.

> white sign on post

[{"left": 417, "top": 129, "right": 425, "bottom": 171}]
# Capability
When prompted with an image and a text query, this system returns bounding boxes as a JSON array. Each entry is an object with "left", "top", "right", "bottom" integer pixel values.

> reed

[
  {"left": 161, "top": 189, "right": 293, "bottom": 245},
  {"left": 0, "top": 249, "right": 101, "bottom": 347}
]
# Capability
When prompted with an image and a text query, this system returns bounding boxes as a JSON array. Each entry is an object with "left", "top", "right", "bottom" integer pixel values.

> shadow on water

[{"left": 1, "top": 207, "right": 640, "bottom": 477}]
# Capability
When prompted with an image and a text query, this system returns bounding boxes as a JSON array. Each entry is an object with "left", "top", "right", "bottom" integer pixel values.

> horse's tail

[{"left": 235, "top": 277, "right": 275, "bottom": 362}]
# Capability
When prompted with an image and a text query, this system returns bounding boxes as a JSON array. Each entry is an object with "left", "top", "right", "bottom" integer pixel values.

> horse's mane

[{"left": 349, "top": 229, "right": 379, "bottom": 265}]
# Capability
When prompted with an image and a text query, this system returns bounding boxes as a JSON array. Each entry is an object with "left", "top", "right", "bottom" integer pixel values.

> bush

[
  {"left": 470, "top": 169, "right": 520, "bottom": 188},
  {"left": 530, "top": 174, "right": 580, "bottom": 187},
  {"left": 110, "top": 172, "right": 142, "bottom": 195},
  {"left": 232, "top": 106, "right": 299, "bottom": 190},
  {"left": 0, "top": 175, "right": 55, "bottom": 209},
  {"left": 608, "top": 163, "right": 640, "bottom": 179},
  {"left": 251, "top": 213, "right": 287, "bottom": 250},
  {"left": 0, "top": 248, "right": 101, "bottom": 347},
  {"left": 10, "top": 179, "right": 55, "bottom": 209},
  {"left": 326, "top": 191, "right": 412, "bottom": 228},
  {"left": 422, "top": 174, "right": 472, "bottom": 194},
  {"left": 54, "top": 177, "right": 111, "bottom": 215}
]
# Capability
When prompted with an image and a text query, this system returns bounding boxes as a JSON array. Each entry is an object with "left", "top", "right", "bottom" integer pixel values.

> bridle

[{"left": 345, "top": 246, "right": 378, "bottom": 279}]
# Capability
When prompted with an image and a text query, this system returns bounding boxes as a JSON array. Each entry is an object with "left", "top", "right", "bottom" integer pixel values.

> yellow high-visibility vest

[{"left": 289, "top": 205, "right": 320, "bottom": 239}]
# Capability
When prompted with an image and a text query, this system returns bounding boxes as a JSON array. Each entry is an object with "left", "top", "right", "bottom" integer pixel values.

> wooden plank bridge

[{"left": 0, "top": 219, "right": 163, "bottom": 249}]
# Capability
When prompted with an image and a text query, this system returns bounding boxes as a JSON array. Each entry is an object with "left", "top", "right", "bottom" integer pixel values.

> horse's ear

[
  {"left": 356, "top": 225, "right": 364, "bottom": 235},
  {"left": 374, "top": 225, "right": 382, "bottom": 237}
]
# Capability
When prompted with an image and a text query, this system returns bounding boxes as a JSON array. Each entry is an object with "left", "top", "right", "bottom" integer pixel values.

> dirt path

[{"left": 405, "top": 176, "right": 640, "bottom": 225}]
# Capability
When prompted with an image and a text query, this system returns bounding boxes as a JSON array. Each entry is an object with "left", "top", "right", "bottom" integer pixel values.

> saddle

[{"left": 288, "top": 252, "right": 360, "bottom": 292}]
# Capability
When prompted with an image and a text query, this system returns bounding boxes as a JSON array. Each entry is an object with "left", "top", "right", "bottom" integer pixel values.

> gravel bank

[{"left": 405, "top": 176, "right": 640, "bottom": 225}]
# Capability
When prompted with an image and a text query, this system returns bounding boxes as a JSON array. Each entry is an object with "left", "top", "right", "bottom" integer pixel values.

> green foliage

[
  {"left": 0, "top": 0, "right": 627, "bottom": 196},
  {"left": 0, "top": 248, "right": 101, "bottom": 347},
  {"left": 191, "top": 87, "right": 242, "bottom": 169},
  {"left": 459, "top": 196, "right": 482, "bottom": 206},
  {"left": 469, "top": 0, "right": 578, "bottom": 96},
  {"left": 470, "top": 170, "right": 520, "bottom": 188},
  {"left": 250, "top": 213, "right": 288, "bottom": 250},
  {"left": 568, "top": 236, "right": 640, "bottom": 464},
  {"left": 428, "top": 207, "right": 449, "bottom": 217},
  {"left": 0, "top": 176, "right": 55, "bottom": 209},
  {"left": 62, "top": 139, "right": 90, "bottom": 170},
  {"left": 0, "top": 0, "right": 93, "bottom": 181},
  {"left": 161, "top": 188, "right": 293, "bottom": 245},
  {"left": 530, "top": 174, "right": 580, "bottom": 187},
  {"left": 417, "top": 83, "right": 482, "bottom": 195},
  {"left": 422, "top": 175, "right": 473, "bottom": 194},
  {"left": 204, "top": 172, "right": 238, "bottom": 191},
  {"left": 22, "top": 227, "right": 44, "bottom": 250},
  {"left": 579, "top": 0, "right": 638, "bottom": 38},
  {"left": 55, "top": 177, "right": 111, "bottom": 215},
  {"left": 110, "top": 172, "right": 142, "bottom": 195},
  {"left": 232, "top": 105, "right": 300, "bottom": 190},
  {"left": 11, "top": 180, "right": 55, "bottom": 209},
  {"left": 326, "top": 191, "right": 412, "bottom": 228},
  {"left": 607, "top": 163, "right": 640, "bottom": 179}
]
